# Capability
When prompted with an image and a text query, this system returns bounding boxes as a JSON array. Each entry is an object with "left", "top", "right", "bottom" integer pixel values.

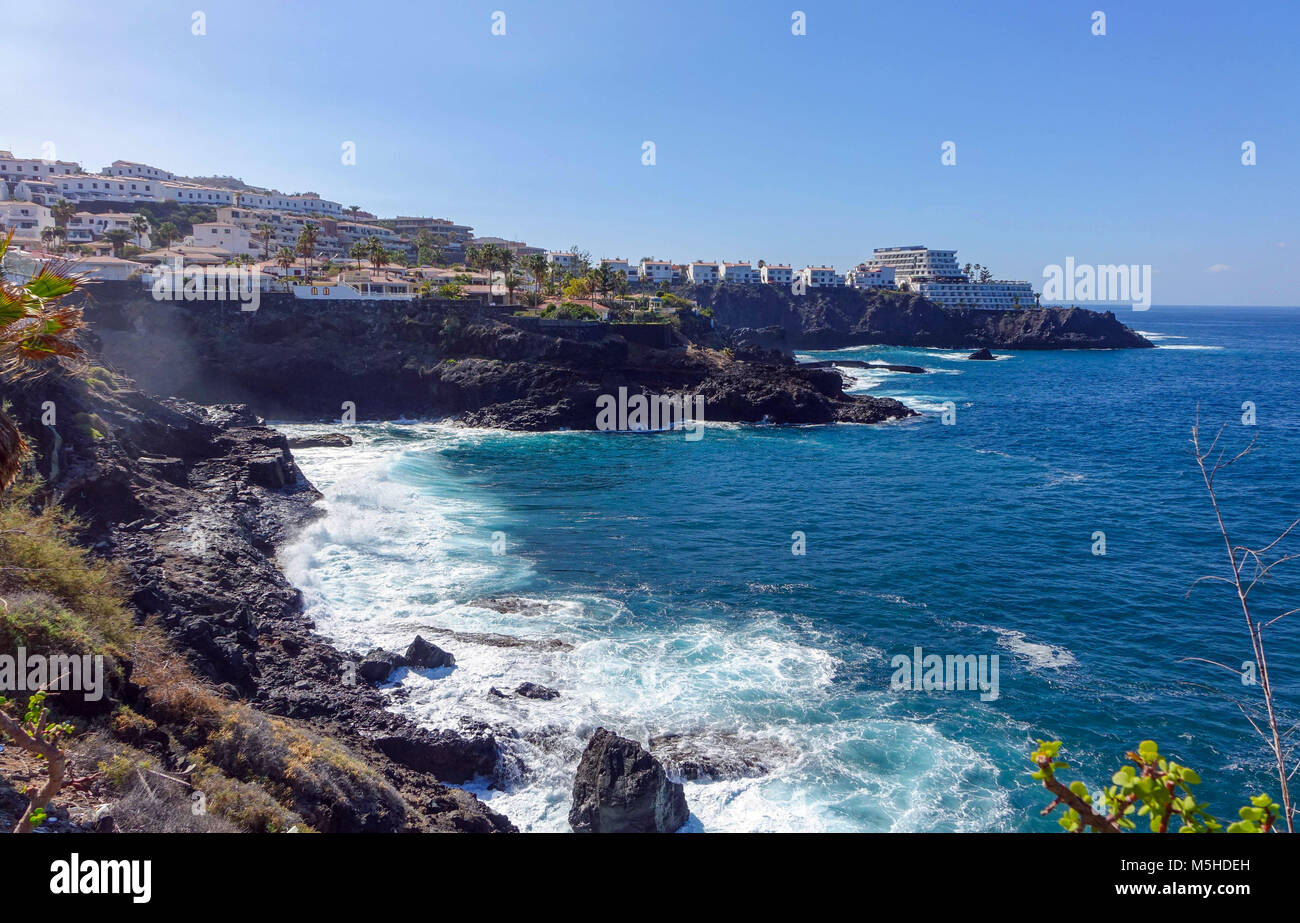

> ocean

[{"left": 279, "top": 305, "right": 1300, "bottom": 832}]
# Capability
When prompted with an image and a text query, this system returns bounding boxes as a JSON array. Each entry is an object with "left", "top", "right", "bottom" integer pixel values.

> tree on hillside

[
  {"left": 129, "top": 214, "right": 151, "bottom": 248},
  {"left": 349, "top": 240, "right": 368, "bottom": 268},
  {"left": 103, "top": 229, "right": 132, "bottom": 257},
  {"left": 364, "top": 236, "right": 388, "bottom": 272},
  {"left": 49, "top": 199, "right": 75, "bottom": 228},
  {"left": 275, "top": 245, "right": 296, "bottom": 280},
  {"left": 155, "top": 221, "right": 179, "bottom": 251},
  {"left": 524, "top": 252, "right": 548, "bottom": 296},
  {"left": 255, "top": 223, "right": 276, "bottom": 259},
  {"left": 296, "top": 222, "right": 320, "bottom": 281}
]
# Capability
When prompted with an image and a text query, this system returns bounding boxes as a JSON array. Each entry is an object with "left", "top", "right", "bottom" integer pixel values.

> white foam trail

[{"left": 279, "top": 423, "right": 1016, "bottom": 833}]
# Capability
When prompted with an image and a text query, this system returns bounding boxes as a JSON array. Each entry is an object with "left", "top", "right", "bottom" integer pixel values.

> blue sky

[{"left": 6, "top": 0, "right": 1298, "bottom": 304}]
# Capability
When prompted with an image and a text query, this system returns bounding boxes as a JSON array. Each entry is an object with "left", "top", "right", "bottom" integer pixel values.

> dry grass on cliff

[
  {"left": 0, "top": 476, "right": 407, "bottom": 833},
  {"left": 0, "top": 477, "right": 132, "bottom": 670}
]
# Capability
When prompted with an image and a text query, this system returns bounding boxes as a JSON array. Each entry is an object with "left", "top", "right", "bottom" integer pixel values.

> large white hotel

[
  {"left": 590, "top": 246, "right": 1036, "bottom": 309},
  {"left": 865, "top": 245, "right": 1036, "bottom": 309}
]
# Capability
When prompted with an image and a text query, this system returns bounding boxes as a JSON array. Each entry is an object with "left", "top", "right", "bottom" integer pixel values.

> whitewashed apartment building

[
  {"left": 799, "top": 266, "right": 843, "bottom": 288},
  {"left": 844, "top": 264, "right": 896, "bottom": 289},
  {"left": 719, "top": 261, "right": 759, "bottom": 283},
  {"left": 0, "top": 201, "right": 53, "bottom": 242},
  {"left": 687, "top": 261, "right": 719, "bottom": 283},
  {"left": 638, "top": 258, "right": 674, "bottom": 284},
  {"left": 760, "top": 264, "right": 793, "bottom": 285},
  {"left": 0, "top": 151, "right": 82, "bottom": 181}
]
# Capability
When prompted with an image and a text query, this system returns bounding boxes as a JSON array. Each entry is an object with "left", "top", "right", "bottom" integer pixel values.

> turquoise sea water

[{"left": 281, "top": 305, "right": 1300, "bottom": 831}]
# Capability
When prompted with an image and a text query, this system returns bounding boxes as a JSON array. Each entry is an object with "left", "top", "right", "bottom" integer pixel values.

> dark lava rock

[
  {"left": 967, "top": 347, "right": 996, "bottom": 360},
  {"left": 689, "top": 285, "right": 1155, "bottom": 351},
  {"left": 650, "top": 732, "right": 798, "bottom": 782},
  {"left": 404, "top": 635, "right": 455, "bottom": 669},
  {"left": 515, "top": 682, "right": 560, "bottom": 700},
  {"left": 286, "top": 433, "right": 354, "bottom": 449},
  {"left": 359, "top": 649, "right": 403, "bottom": 684},
  {"left": 569, "top": 728, "right": 689, "bottom": 833},
  {"left": 0, "top": 367, "right": 514, "bottom": 833},
  {"left": 373, "top": 726, "right": 500, "bottom": 783}
]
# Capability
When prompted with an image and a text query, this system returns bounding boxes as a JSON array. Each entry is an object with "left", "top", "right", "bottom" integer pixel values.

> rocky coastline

[
  {"left": 690, "top": 284, "right": 1154, "bottom": 351},
  {"left": 2, "top": 281, "right": 1156, "bottom": 833}
]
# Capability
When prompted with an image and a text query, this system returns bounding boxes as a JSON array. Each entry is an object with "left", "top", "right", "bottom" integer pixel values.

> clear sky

[{"left": 5, "top": 0, "right": 1298, "bottom": 304}]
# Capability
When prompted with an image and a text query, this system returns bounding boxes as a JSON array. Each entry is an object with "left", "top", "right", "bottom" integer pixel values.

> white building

[
  {"left": 914, "top": 279, "right": 1037, "bottom": 310},
  {"left": 546, "top": 251, "right": 577, "bottom": 271},
  {"left": 54, "top": 174, "right": 162, "bottom": 204},
  {"left": 105, "top": 160, "right": 176, "bottom": 181},
  {"left": 687, "top": 261, "right": 719, "bottom": 284},
  {"left": 865, "top": 246, "right": 963, "bottom": 284},
  {"left": 719, "top": 261, "right": 759, "bottom": 284},
  {"left": 600, "top": 258, "right": 631, "bottom": 277},
  {"left": 0, "top": 178, "right": 60, "bottom": 207},
  {"left": 183, "top": 222, "right": 259, "bottom": 256},
  {"left": 162, "top": 182, "right": 235, "bottom": 205},
  {"left": 760, "top": 264, "right": 793, "bottom": 285},
  {"left": 71, "top": 255, "right": 149, "bottom": 281},
  {"left": 798, "top": 266, "right": 843, "bottom": 288},
  {"left": 0, "top": 202, "right": 53, "bottom": 242},
  {"left": 0, "top": 151, "right": 81, "bottom": 181},
  {"left": 67, "top": 212, "right": 152, "bottom": 248},
  {"left": 638, "top": 258, "right": 674, "bottom": 284},
  {"left": 845, "top": 264, "right": 896, "bottom": 289}
]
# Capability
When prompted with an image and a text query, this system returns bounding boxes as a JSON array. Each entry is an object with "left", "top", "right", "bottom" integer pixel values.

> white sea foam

[
  {"left": 990, "top": 628, "right": 1077, "bottom": 670},
  {"left": 279, "top": 423, "right": 1015, "bottom": 833}
]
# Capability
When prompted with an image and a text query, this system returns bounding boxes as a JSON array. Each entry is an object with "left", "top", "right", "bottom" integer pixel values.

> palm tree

[
  {"left": 49, "top": 199, "right": 75, "bottom": 228},
  {"left": 156, "top": 222, "right": 179, "bottom": 251},
  {"left": 496, "top": 248, "right": 516, "bottom": 304},
  {"left": 255, "top": 223, "right": 275, "bottom": 259},
  {"left": 525, "top": 252, "right": 549, "bottom": 297},
  {"left": 275, "top": 245, "right": 296, "bottom": 282},
  {"left": 102, "top": 229, "right": 131, "bottom": 257},
  {"left": 0, "top": 231, "right": 89, "bottom": 489},
  {"left": 349, "top": 241, "right": 368, "bottom": 269},
  {"left": 346, "top": 205, "right": 362, "bottom": 221},
  {"left": 129, "top": 214, "right": 151, "bottom": 248},
  {"left": 365, "top": 236, "right": 388, "bottom": 272},
  {"left": 296, "top": 222, "right": 319, "bottom": 281},
  {"left": 503, "top": 270, "right": 524, "bottom": 306},
  {"left": 40, "top": 226, "right": 57, "bottom": 252}
]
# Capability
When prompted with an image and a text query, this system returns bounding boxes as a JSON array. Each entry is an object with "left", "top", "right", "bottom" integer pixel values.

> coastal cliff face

[
  {"left": 80, "top": 285, "right": 914, "bottom": 428},
  {"left": 0, "top": 371, "right": 514, "bottom": 832},
  {"left": 689, "top": 284, "right": 1154, "bottom": 350}
]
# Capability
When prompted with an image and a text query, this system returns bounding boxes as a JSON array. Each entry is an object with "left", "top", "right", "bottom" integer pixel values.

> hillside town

[{"left": 0, "top": 150, "right": 1038, "bottom": 310}]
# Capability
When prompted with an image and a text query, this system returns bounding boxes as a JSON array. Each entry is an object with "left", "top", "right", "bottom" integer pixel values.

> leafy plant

[
  {"left": 0, "top": 690, "right": 77, "bottom": 832},
  {"left": 1031, "top": 739, "right": 1279, "bottom": 833}
]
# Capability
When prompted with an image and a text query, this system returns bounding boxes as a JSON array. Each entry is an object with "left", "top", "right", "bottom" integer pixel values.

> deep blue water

[{"left": 282, "top": 305, "right": 1300, "bottom": 831}]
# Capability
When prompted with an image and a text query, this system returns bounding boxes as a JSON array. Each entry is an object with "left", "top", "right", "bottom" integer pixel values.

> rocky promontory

[
  {"left": 1, "top": 369, "right": 514, "bottom": 832},
  {"left": 690, "top": 284, "right": 1154, "bottom": 350},
  {"left": 78, "top": 285, "right": 914, "bottom": 429}
]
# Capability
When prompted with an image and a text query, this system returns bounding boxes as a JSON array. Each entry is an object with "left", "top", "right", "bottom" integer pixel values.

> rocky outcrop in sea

[{"left": 692, "top": 284, "right": 1154, "bottom": 350}]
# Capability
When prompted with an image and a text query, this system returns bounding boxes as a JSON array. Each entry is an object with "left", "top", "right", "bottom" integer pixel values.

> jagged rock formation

[
  {"left": 79, "top": 285, "right": 912, "bottom": 428},
  {"left": 569, "top": 728, "right": 690, "bottom": 833},
  {"left": 0, "top": 370, "right": 513, "bottom": 832},
  {"left": 691, "top": 284, "right": 1153, "bottom": 350}
]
